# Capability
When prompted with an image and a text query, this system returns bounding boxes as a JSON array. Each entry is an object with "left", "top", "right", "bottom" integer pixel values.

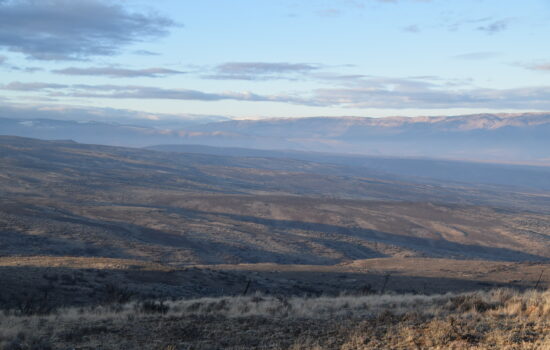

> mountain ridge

[{"left": 1, "top": 112, "right": 549, "bottom": 164}]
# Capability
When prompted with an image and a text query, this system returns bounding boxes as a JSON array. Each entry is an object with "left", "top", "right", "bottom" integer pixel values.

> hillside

[
  {"left": 1, "top": 136, "right": 549, "bottom": 267},
  {"left": 0, "top": 136, "right": 548, "bottom": 307},
  {"left": 1, "top": 136, "right": 549, "bottom": 349},
  {"left": 4, "top": 126, "right": 546, "bottom": 345}
]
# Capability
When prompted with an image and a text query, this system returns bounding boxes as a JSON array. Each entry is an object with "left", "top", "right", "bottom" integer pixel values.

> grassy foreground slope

[{"left": 0, "top": 289, "right": 548, "bottom": 349}]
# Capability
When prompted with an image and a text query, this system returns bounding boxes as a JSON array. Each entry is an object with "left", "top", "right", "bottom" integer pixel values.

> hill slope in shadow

[{"left": 1, "top": 136, "right": 549, "bottom": 266}]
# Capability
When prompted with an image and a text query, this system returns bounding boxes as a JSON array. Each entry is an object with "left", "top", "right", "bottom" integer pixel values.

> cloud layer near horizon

[
  {"left": 203, "top": 62, "right": 321, "bottom": 80},
  {"left": 4, "top": 77, "right": 550, "bottom": 110},
  {"left": 52, "top": 67, "right": 185, "bottom": 78}
]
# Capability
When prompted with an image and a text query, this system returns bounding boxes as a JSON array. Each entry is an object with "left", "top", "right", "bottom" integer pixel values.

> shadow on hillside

[
  {"left": 164, "top": 207, "right": 549, "bottom": 262},
  {"left": 0, "top": 230, "right": 140, "bottom": 260},
  {"left": 0, "top": 263, "right": 545, "bottom": 311},
  {"left": 2, "top": 203, "right": 386, "bottom": 265},
  {"left": 2, "top": 201, "right": 547, "bottom": 265}
]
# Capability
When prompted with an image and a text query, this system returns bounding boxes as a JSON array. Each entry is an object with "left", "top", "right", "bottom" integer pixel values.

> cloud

[
  {"left": 90, "top": 83, "right": 550, "bottom": 110},
  {"left": 65, "top": 85, "right": 266, "bottom": 101},
  {"left": 477, "top": 19, "right": 511, "bottom": 34},
  {"left": 0, "top": 55, "right": 42, "bottom": 72},
  {"left": 446, "top": 17, "right": 491, "bottom": 32},
  {"left": 0, "top": 103, "right": 230, "bottom": 125},
  {"left": 377, "top": 0, "right": 432, "bottom": 3},
  {"left": 2, "top": 82, "right": 309, "bottom": 104},
  {"left": 64, "top": 85, "right": 310, "bottom": 104},
  {"left": 316, "top": 9, "right": 341, "bottom": 17},
  {"left": 0, "top": 56, "right": 43, "bottom": 72},
  {"left": 314, "top": 74, "right": 444, "bottom": 90},
  {"left": 452, "top": 52, "right": 500, "bottom": 60},
  {"left": 403, "top": 25, "right": 420, "bottom": 33},
  {"left": 310, "top": 81, "right": 550, "bottom": 110},
  {"left": 6, "top": 77, "right": 550, "bottom": 111},
  {"left": 204, "top": 62, "right": 321, "bottom": 80},
  {"left": 52, "top": 67, "right": 185, "bottom": 78},
  {"left": 132, "top": 50, "right": 160, "bottom": 56},
  {"left": 16, "top": 67, "right": 43, "bottom": 73},
  {"left": 524, "top": 62, "right": 550, "bottom": 72},
  {"left": 1, "top": 82, "right": 68, "bottom": 91},
  {"left": 327, "top": 0, "right": 427, "bottom": 7},
  {"left": 0, "top": 0, "right": 174, "bottom": 60}
]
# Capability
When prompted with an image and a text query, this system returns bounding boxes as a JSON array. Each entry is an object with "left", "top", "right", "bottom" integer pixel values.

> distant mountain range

[{"left": 1, "top": 113, "right": 549, "bottom": 164}]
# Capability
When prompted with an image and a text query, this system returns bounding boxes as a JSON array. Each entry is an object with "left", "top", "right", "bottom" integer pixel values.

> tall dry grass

[{"left": 0, "top": 289, "right": 548, "bottom": 349}]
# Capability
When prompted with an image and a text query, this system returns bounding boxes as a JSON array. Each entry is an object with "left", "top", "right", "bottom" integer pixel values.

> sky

[{"left": 1, "top": 0, "right": 550, "bottom": 122}]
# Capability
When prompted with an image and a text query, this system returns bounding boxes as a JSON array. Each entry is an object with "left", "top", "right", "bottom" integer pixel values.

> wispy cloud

[
  {"left": 477, "top": 19, "right": 512, "bottom": 34},
  {"left": 377, "top": 0, "right": 432, "bottom": 3},
  {"left": 312, "top": 74, "right": 445, "bottom": 90},
  {"left": 312, "top": 0, "right": 431, "bottom": 17},
  {"left": 204, "top": 62, "right": 321, "bottom": 80},
  {"left": 316, "top": 9, "right": 341, "bottom": 18},
  {"left": 446, "top": 17, "right": 491, "bottom": 32},
  {"left": 403, "top": 25, "right": 420, "bottom": 33},
  {"left": 5, "top": 77, "right": 550, "bottom": 110},
  {"left": 1, "top": 82, "right": 309, "bottom": 104},
  {"left": 132, "top": 50, "right": 160, "bottom": 56},
  {"left": 452, "top": 52, "right": 500, "bottom": 60},
  {"left": 64, "top": 85, "right": 311, "bottom": 104},
  {"left": 52, "top": 67, "right": 185, "bottom": 78},
  {"left": 0, "top": 103, "right": 230, "bottom": 125},
  {"left": 0, "top": 56, "right": 43, "bottom": 72},
  {"left": 310, "top": 82, "right": 550, "bottom": 110},
  {"left": 13, "top": 66, "right": 43, "bottom": 73},
  {"left": 524, "top": 62, "right": 550, "bottom": 72},
  {"left": 0, "top": 0, "right": 174, "bottom": 60},
  {"left": 1, "top": 82, "right": 68, "bottom": 91}
]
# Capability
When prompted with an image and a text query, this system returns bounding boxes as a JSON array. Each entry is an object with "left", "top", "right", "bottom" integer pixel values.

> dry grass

[{"left": 0, "top": 289, "right": 548, "bottom": 349}]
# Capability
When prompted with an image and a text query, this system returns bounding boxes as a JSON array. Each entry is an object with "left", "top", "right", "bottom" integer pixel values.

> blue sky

[{"left": 1, "top": 0, "right": 550, "bottom": 121}]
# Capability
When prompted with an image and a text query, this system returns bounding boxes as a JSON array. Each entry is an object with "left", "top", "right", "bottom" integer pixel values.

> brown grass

[{"left": 0, "top": 289, "right": 548, "bottom": 349}]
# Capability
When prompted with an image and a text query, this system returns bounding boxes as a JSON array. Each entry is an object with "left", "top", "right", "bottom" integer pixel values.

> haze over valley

[{"left": 2, "top": 112, "right": 550, "bottom": 165}]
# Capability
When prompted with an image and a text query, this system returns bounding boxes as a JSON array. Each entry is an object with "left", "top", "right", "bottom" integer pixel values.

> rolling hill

[{"left": 1, "top": 136, "right": 549, "bottom": 268}]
